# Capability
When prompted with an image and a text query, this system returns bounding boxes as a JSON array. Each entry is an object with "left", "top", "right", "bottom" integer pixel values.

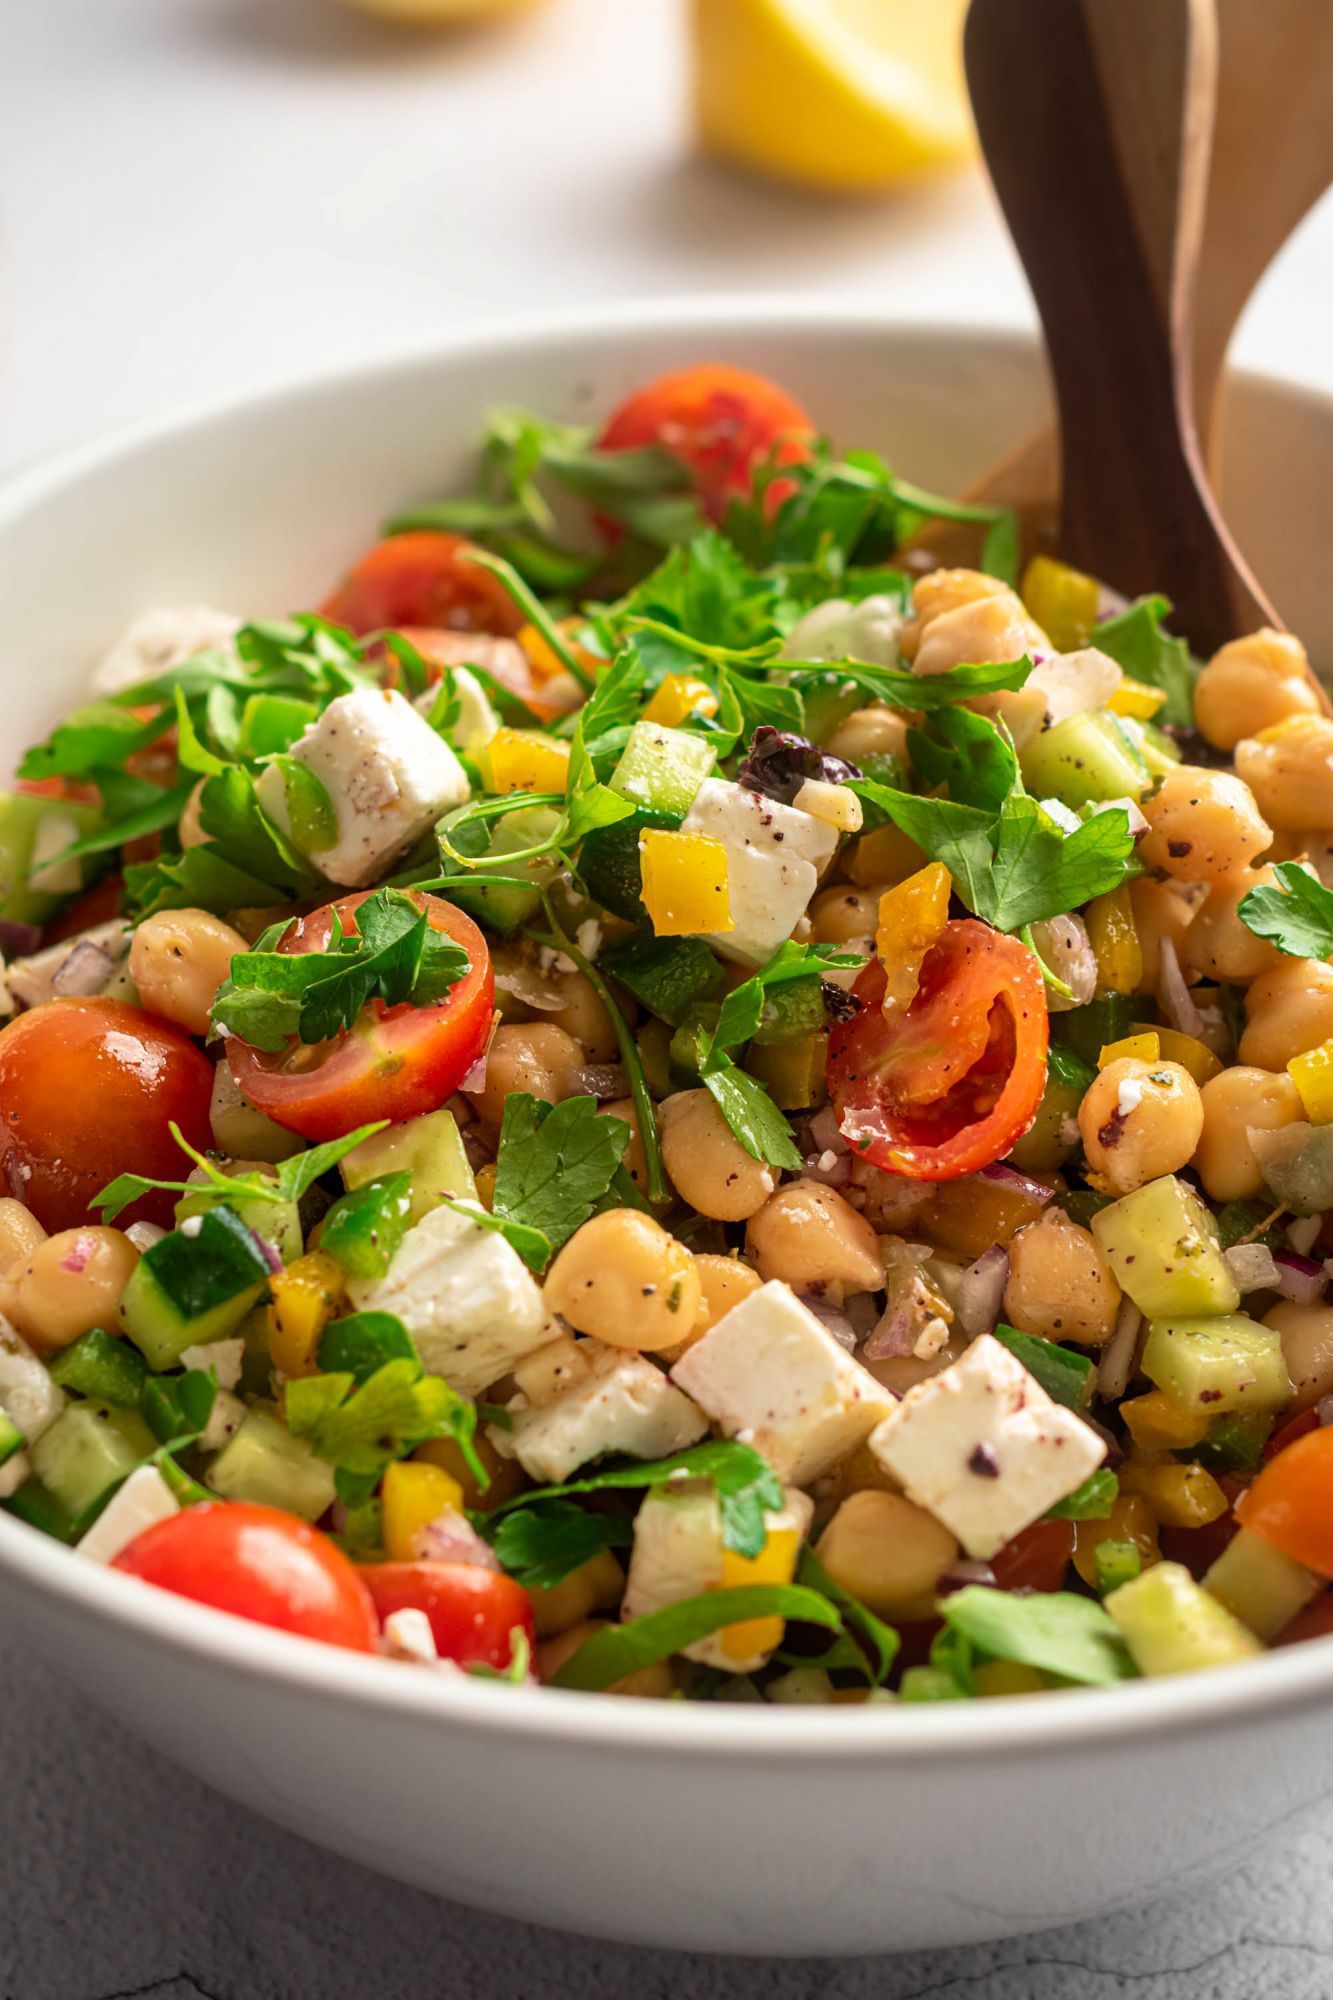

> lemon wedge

[{"left": 692, "top": 0, "right": 974, "bottom": 192}]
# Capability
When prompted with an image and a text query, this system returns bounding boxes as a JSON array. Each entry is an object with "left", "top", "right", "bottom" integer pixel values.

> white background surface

[{"left": 2, "top": 1, "right": 1333, "bottom": 1994}]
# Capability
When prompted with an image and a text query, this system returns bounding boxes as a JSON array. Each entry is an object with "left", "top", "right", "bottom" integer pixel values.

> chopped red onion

[
  {"left": 414, "top": 1510, "right": 500, "bottom": 1569},
  {"left": 51, "top": 940, "right": 115, "bottom": 996},
  {"left": 802, "top": 1149, "right": 854, "bottom": 1189},
  {"left": 863, "top": 1300, "right": 917, "bottom": 1360},
  {"left": 954, "top": 1246, "right": 1009, "bottom": 1337},
  {"left": 459, "top": 1049, "right": 489, "bottom": 1095},
  {"left": 800, "top": 1294, "right": 858, "bottom": 1351},
  {"left": 1224, "top": 1243, "right": 1280, "bottom": 1294},
  {"left": 807, "top": 1104, "right": 848, "bottom": 1157},
  {"left": 0, "top": 919, "right": 41, "bottom": 958},
  {"left": 845, "top": 1290, "right": 881, "bottom": 1341},
  {"left": 1157, "top": 937, "right": 1206, "bottom": 1038},
  {"left": 1274, "top": 1249, "right": 1326, "bottom": 1305},
  {"left": 1098, "top": 1299, "right": 1144, "bottom": 1402},
  {"left": 938, "top": 1559, "right": 996, "bottom": 1594},
  {"left": 978, "top": 1161, "right": 1054, "bottom": 1207}
]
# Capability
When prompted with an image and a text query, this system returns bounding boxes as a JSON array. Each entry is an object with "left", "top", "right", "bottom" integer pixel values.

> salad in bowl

[{"left": 3, "top": 359, "right": 1333, "bottom": 1709}]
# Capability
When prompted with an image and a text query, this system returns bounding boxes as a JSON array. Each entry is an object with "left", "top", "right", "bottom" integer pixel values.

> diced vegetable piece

[
  {"left": 267, "top": 1251, "right": 347, "bottom": 1381},
  {"left": 1091, "top": 1176, "right": 1239, "bottom": 1319},
  {"left": 209, "top": 1060, "right": 305, "bottom": 1165},
  {"left": 1119, "top": 1389, "right": 1209, "bottom": 1452},
  {"left": 1098, "top": 1031, "right": 1159, "bottom": 1069},
  {"left": 1104, "top": 1561, "right": 1262, "bottom": 1675},
  {"left": 748, "top": 1033, "right": 828, "bottom": 1111},
  {"left": 1021, "top": 554, "right": 1099, "bottom": 653},
  {"left": 1094, "top": 1540, "right": 1144, "bottom": 1595},
  {"left": 1236, "top": 1427, "right": 1333, "bottom": 1576},
  {"left": 1072, "top": 1491, "right": 1159, "bottom": 1589},
  {"left": 205, "top": 1404, "right": 336, "bottom": 1521},
  {"left": 48, "top": 1328, "right": 148, "bottom": 1409},
  {"left": 599, "top": 931, "right": 727, "bottom": 1028},
  {"left": 483, "top": 727, "right": 570, "bottom": 795},
  {"left": 340, "top": 1107, "right": 476, "bottom": 1218},
  {"left": 239, "top": 693, "right": 317, "bottom": 758},
  {"left": 1019, "top": 711, "right": 1150, "bottom": 808},
  {"left": 578, "top": 807, "right": 674, "bottom": 922},
  {"left": 442, "top": 803, "right": 563, "bottom": 936},
  {"left": 1140, "top": 1314, "right": 1291, "bottom": 1416},
  {"left": 1248, "top": 1122, "right": 1333, "bottom": 1214},
  {"left": 1118, "top": 1460, "right": 1228, "bottom": 1529},
  {"left": 0, "top": 1411, "right": 25, "bottom": 1468},
  {"left": 918, "top": 1170, "right": 1052, "bottom": 1259},
  {"left": 1203, "top": 1526, "right": 1321, "bottom": 1640},
  {"left": 1107, "top": 676, "right": 1167, "bottom": 720},
  {"left": 1288, "top": 1039, "right": 1333, "bottom": 1124},
  {"left": 992, "top": 1324, "right": 1094, "bottom": 1410},
  {"left": 610, "top": 721, "right": 715, "bottom": 819},
  {"left": 1008, "top": 1045, "right": 1094, "bottom": 1174},
  {"left": 1134, "top": 1023, "right": 1222, "bottom": 1086},
  {"left": 1197, "top": 1409, "right": 1274, "bottom": 1472},
  {"left": 641, "top": 675, "right": 718, "bottom": 727},
  {"left": 0, "top": 791, "right": 103, "bottom": 925},
  {"left": 320, "top": 1175, "right": 414, "bottom": 1281},
  {"left": 382, "top": 1459, "right": 462, "bottom": 1561},
  {"left": 176, "top": 1184, "right": 302, "bottom": 1267},
  {"left": 1053, "top": 993, "right": 1137, "bottom": 1071},
  {"left": 120, "top": 1209, "right": 275, "bottom": 1372},
  {"left": 1084, "top": 886, "right": 1142, "bottom": 996},
  {"left": 640, "top": 830, "right": 733, "bottom": 937},
  {"left": 623, "top": 1480, "right": 811, "bottom": 1671},
  {"left": 30, "top": 1401, "right": 156, "bottom": 1523},
  {"left": 875, "top": 863, "right": 951, "bottom": 1011}
]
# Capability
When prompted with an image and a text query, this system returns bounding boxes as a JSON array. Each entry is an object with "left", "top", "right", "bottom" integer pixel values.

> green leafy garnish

[
  {"left": 490, "top": 1094, "right": 630, "bottom": 1268},
  {"left": 92, "top": 1119, "right": 387, "bottom": 1225},
  {"left": 284, "top": 1349, "right": 480, "bottom": 1484},
  {"left": 319, "top": 1175, "right": 415, "bottom": 1281},
  {"left": 937, "top": 1586, "right": 1136, "bottom": 1687},
  {"left": 488, "top": 1440, "right": 785, "bottom": 1561},
  {"left": 316, "top": 1312, "right": 417, "bottom": 1382},
  {"left": 1046, "top": 1468, "right": 1118, "bottom": 1521},
  {"left": 548, "top": 1586, "right": 843, "bottom": 1691},
  {"left": 1093, "top": 595, "right": 1197, "bottom": 730},
  {"left": 1238, "top": 860, "right": 1333, "bottom": 959},
  {"left": 486, "top": 1500, "right": 634, "bottom": 1590}
]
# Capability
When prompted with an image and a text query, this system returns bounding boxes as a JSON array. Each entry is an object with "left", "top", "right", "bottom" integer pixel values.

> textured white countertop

[{"left": 2, "top": 1, "right": 1333, "bottom": 1993}]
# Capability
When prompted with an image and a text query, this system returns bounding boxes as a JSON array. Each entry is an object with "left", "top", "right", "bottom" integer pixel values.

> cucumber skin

[
  {"left": 121, "top": 1207, "right": 273, "bottom": 1372},
  {"left": 30, "top": 1401, "right": 155, "bottom": 1522}
]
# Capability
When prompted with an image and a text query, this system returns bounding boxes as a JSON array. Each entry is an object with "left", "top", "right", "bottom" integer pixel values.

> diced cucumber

[
  {"left": 669, "top": 1003, "right": 721, "bottom": 1080},
  {"left": 1203, "top": 1527, "right": 1321, "bottom": 1641},
  {"left": 30, "top": 1401, "right": 155, "bottom": 1522},
  {"left": 1249, "top": 1123, "right": 1333, "bottom": 1216},
  {"left": 992, "top": 1324, "right": 1095, "bottom": 1410},
  {"left": 578, "top": 807, "right": 674, "bottom": 922},
  {"left": 1105, "top": 1561, "right": 1262, "bottom": 1674},
  {"left": 609, "top": 722, "right": 715, "bottom": 818},
  {"left": 441, "top": 804, "right": 562, "bottom": 935},
  {"left": 48, "top": 1328, "right": 148, "bottom": 1408},
  {"left": 1197, "top": 1409, "right": 1274, "bottom": 1472},
  {"left": 239, "top": 693, "right": 317, "bottom": 759},
  {"left": 176, "top": 1183, "right": 302, "bottom": 1266},
  {"left": 320, "top": 1174, "right": 413, "bottom": 1280},
  {"left": 1091, "top": 1175, "right": 1239, "bottom": 1319},
  {"left": 205, "top": 1404, "right": 335, "bottom": 1521},
  {"left": 341, "top": 1107, "right": 476, "bottom": 1219},
  {"left": 1008, "top": 1044, "right": 1095, "bottom": 1172},
  {"left": 753, "top": 976, "right": 825, "bottom": 1047},
  {"left": 1141, "top": 1313, "right": 1291, "bottom": 1415},
  {"left": 2, "top": 1475, "right": 77, "bottom": 1541},
  {"left": 1122, "top": 716, "right": 1181, "bottom": 778},
  {"left": 0, "top": 790, "right": 103, "bottom": 925},
  {"left": 0, "top": 1410, "right": 25, "bottom": 1468},
  {"left": 121, "top": 1207, "right": 274, "bottom": 1371},
  {"left": 1052, "top": 994, "right": 1138, "bottom": 1071},
  {"left": 599, "top": 931, "right": 726, "bottom": 1028},
  {"left": 209, "top": 1060, "right": 305, "bottom": 1165},
  {"left": 1094, "top": 1540, "right": 1143, "bottom": 1596},
  {"left": 1019, "top": 711, "right": 1151, "bottom": 809}
]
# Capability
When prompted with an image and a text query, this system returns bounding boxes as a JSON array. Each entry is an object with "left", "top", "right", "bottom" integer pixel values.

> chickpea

[
  {"left": 845, "top": 825, "right": 927, "bottom": 889},
  {"left": 1128, "top": 875, "right": 1196, "bottom": 993},
  {"left": 815, "top": 1491, "right": 960, "bottom": 1621},
  {"left": 658, "top": 1090, "right": 776, "bottom": 1223},
  {"left": 177, "top": 778, "right": 208, "bottom": 851},
  {"left": 547, "top": 971, "right": 619, "bottom": 1063},
  {"left": 129, "top": 909, "right": 249, "bottom": 1037},
  {"left": 1183, "top": 869, "right": 1282, "bottom": 983},
  {"left": 1235, "top": 715, "right": 1333, "bottom": 831},
  {"left": 1240, "top": 957, "right": 1333, "bottom": 1070},
  {"left": 746, "top": 1180, "right": 883, "bottom": 1294},
  {"left": 1077, "top": 1058, "right": 1204, "bottom": 1196},
  {"left": 414, "top": 1429, "right": 526, "bottom": 1512},
  {"left": 1194, "top": 1066, "right": 1303, "bottom": 1202},
  {"left": 660, "top": 1252, "right": 764, "bottom": 1362},
  {"left": 911, "top": 566, "right": 1010, "bottom": 628},
  {"left": 529, "top": 1549, "right": 624, "bottom": 1639},
  {"left": 543, "top": 1210, "right": 702, "bottom": 1351},
  {"left": 536, "top": 1619, "right": 673, "bottom": 1696},
  {"left": 825, "top": 704, "right": 907, "bottom": 764},
  {"left": 809, "top": 886, "right": 879, "bottom": 946},
  {"left": 0, "top": 1227, "right": 139, "bottom": 1353},
  {"left": 600, "top": 1096, "right": 648, "bottom": 1197},
  {"left": 1194, "top": 629, "right": 1320, "bottom": 750},
  {"left": 1003, "top": 1209, "right": 1121, "bottom": 1345},
  {"left": 0, "top": 1199, "right": 46, "bottom": 1277},
  {"left": 464, "top": 1021, "right": 585, "bottom": 1133},
  {"left": 1138, "top": 765, "right": 1271, "bottom": 884},
  {"left": 1264, "top": 1302, "right": 1333, "bottom": 1412},
  {"left": 912, "top": 591, "right": 1048, "bottom": 679}
]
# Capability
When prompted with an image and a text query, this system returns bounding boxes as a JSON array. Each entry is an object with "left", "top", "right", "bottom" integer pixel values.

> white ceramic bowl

[{"left": 3, "top": 303, "right": 1333, "bottom": 1959}]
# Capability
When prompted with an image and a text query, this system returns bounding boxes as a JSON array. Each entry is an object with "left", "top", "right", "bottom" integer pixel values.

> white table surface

[{"left": 3, "top": 2, "right": 1333, "bottom": 1994}]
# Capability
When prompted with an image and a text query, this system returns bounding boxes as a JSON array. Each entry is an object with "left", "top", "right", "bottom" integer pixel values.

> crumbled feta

[
  {"left": 868, "top": 1331, "right": 1106, "bottom": 1559},
  {"left": 779, "top": 594, "right": 904, "bottom": 667},
  {"left": 669, "top": 1280, "right": 894, "bottom": 1485},
  {"left": 197, "top": 1387, "right": 247, "bottom": 1454},
  {"left": 348, "top": 1199, "right": 551, "bottom": 1398},
  {"left": 497, "top": 1347, "right": 708, "bottom": 1485},
  {"left": 792, "top": 778, "right": 863, "bottom": 834},
  {"left": 382, "top": 1607, "right": 439, "bottom": 1664},
  {"left": 680, "top": 778, "right": 839, "bottom": 966},
  {"left": 623, "top": 1479, "right": 813, "bottom": 1672},
  {"left": 0, "top": 1320, "right": 65, "bottom": 1444},
  {"left": 255, "top": 686, "right": 470, "bottom": 888},
  {"left": 91, "top": 605, "right": 242, "bottom": 695},
  {"left": 178, "top": 1338, "right": 246, "bottom": 1392},
  {"left": 1116, "top": 1077, "right": 1146, "bottom": 1117},
  {"left": 76, "top": 1465, "right": 179, "bottom": 1564},
  {"left": 414, "top": 664, "right": 500, "bottom": 759}
]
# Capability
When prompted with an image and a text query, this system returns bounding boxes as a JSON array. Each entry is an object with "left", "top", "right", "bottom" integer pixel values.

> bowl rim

[{"left": 4, "top": 294, "right": 1333, "bottom": 1766}]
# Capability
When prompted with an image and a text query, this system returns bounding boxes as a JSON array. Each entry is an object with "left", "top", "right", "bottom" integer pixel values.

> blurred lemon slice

[
  {"left": 338, "top": 0, "right": 545, "bottom": 21},
  {"left": 692, "top": 0, "right": 974, "bottom": 192}
]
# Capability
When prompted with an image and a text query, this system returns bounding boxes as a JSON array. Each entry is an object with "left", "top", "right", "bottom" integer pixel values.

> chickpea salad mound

[{"left": 3, "top": 362, "right": 1333, "bottom": 1702}]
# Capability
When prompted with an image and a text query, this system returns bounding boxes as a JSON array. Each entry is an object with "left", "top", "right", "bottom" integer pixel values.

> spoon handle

[{"left": 964, "top": 0, "right": 1277, "bottom": 650}]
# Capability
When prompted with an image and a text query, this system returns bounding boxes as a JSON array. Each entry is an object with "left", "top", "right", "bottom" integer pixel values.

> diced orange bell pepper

[
  {"left": 1132, "top": 1022, "right": 1223, "bottom": 1085},
  {"left": 876, "top": 861, "right": 951, "bottom": 1012},
  {"left": 1288, "top": 1037, "right": 1333, "bottom": 1124},
  {"left": 718, "top": 1523, "right": 801, "bottom": 1663},
  {"left": 1237, "top": 1427, "right": 1333, "bottom": 1576},
  {"left": 640, "top": 829, "right": 733, "bottom": 936},
  {"left": 1108, "top": 675, "right": 1167, "bottom": 719},
  {"left": 642, "top": 674, "right": 719, "bottom": 727},
  {"left": 1119, "top": 1461, "right": 1228, "bottom": 1529},
  {"left": 1020, "top": 554, "right": 1099, "bottom": 653}
]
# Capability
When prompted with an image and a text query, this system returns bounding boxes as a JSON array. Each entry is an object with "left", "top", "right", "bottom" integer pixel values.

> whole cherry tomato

[
  {"left": 597, "top": 363, "right": 814, "bottom": 525},
  {"left": 827, "top": 921, "right": 1049, "bottom": 1182},
  {"left": 320, "top": 531, "right": 525, "bottom": 638},
  {"left": 114, "top": 1502, "right": 379, "bottom": 1652},
  {"left": 360, "top": 1561, "right": 535, "bottom": 1673},
  {"left": 227, "top": 890, "right": 494, "bottom": 1143},
  {"left": 0, "top": 997, "right": 214, "bottom": 1230}
]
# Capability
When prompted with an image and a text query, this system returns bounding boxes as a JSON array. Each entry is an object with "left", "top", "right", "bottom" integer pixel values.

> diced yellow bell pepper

[
  {"left": 1098, "top": 1031, "right": 1160, "bottom": 1070},
  {"left": 1073, "top": 1492, "right": 1160, "bottom": 1588},
  {"left": 1119, "top": 1460, "right": 1228, "bottom": 1529},
  {"left": 1020, "top": 553, "right": 1100, "bottom": 653},
  {"left": 845, "top": 823, "right": 927, "bottom": 889},
  {"left": 1133, "top": 1022, "right": 1223, "bottom": 1086},
  {"left": 1108, "top": 675, "right": 1168, "bottom": 720},
  {"left": 382, "top": 1460, "right": 463, "bottom": 1562},
  {"left": 1085, "top": 885, "right": 1143, "bottom": 996},
  {"left": 485, "top": 726, "right": 572, "bottom": 795},
  {"left": 876, "top": 861, "right": 951, "bottom": 1011},
  {"left": 1120, "top": 1390, "right": 1210, "bottom": 1453},
  {"left": 642, "top": 674, "right": 719, "bottom": 728},
  {"left": 639, "top": 829, "right": 733, "bottom": 936},
  {"left": 719, "top": 1523, "right": 801, "bottom": 1664},
  {"left": 973, "top": 1660, "right": 1049, "bottom": 1697},
  {"left": 1288, "top": 1037, "right": 1333, "bottom": 1123},
  {"left": 473, "top": 1161, "right": 498, "bottom": 1210},
  {"left": 748, "top": 1033, "right": 829, "bottom": 1111},
  {"left": 267, "top": 1251, "right": 346, "bottom": 1380}
]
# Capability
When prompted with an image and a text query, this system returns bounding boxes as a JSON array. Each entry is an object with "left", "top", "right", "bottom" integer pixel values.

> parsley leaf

[
  {"left": 487, "top": 1500, "right": 634, "bottom": 1590},
  {"left": 1093, "top": 595, "right": 1197, "bottom": 730},
  {"left": 487, "top": 1439, "right": 785, "bottom": 1560},
  {"left": 787, "top": 654, "right": 1034, "bottom": 713},
  {"left": 548, "top": 1586, "right": 843, "bottom": 1691},
  {"left": 906, "top": 703, "right": 1019, "bottom": 816},
  {"left": 699, "top": 1060, "right": 804, "bottom": 1172},
  {"left": 490, "top": 1094, "right": 630, "bottom": 1266},
  {"left": 780, "top": 1548, "right": 901, "bottom": 1685},
  {"left": 1045, "top": 1468, "right": 1118, "bottom": 1521},
  {"left": 284, "top": 1352, "right": 479, "bottom": 1482},
  {"left": 436, "top": 1196, "right": 553, "bottom": 1276},
  {"left": 937, "top": 1586, "right": 1135, "bottom": 1687},
  {"left": 92, "top": 1119, "right": 386, "bottom": 1225},
  {"left": 1238, "top": 860, "right": 1333, "bottom": 958}
]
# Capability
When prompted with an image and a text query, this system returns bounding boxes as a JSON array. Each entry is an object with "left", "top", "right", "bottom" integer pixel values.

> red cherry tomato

[
  {"left": 320, "top": 531, "right": 525, "bottom": 639},
  {"left": 360, "top": 1561, "right": 535, "bottom": 1672},
  {"left": 1263, "top": 1408, "right": 1319, "bottom": 1462},
  {"left": 114, "top": 1502, "right": 379, "bottom": 1651},
  {"left": 1276, "top": 1591, "right": 1333, "bottom": 1648},
  {"left": 15, "top": 776, "right": 101, "bottom": 805},
  {"left": 989, "top": 1518, "right": 1075, "bottom": 1594},
  {"left": 827, "top": 921, "right": 1049, "bottom": 1182},
  {"left": 597, "top": 363, "right": 814, "bottom": 525},
  {"left": 0, "top": 998, "right": 214, "bottom": 1231},
  {"left": 227, "top": 890, "right": 494, "bottom": 1143},
  {"left": 42, "top": 874, "right": 124, "bottom": 946}
]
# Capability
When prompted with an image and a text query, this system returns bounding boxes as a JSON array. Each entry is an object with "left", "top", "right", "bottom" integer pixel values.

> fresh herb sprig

[{"left": 92, "top": 1120, "right": 387, "bottom": 1225}]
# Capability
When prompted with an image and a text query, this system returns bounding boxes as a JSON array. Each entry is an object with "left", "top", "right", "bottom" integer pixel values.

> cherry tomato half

[
  {"left": 0, "top": 997, "right": 214, "bottom": 1231},
  {"left": 114, "top": 1502, "right": 379, "bottom": 1652},
  {"left": 360, "top": 1561, "right": 535, "bottom": 1673},
  {"left": 827, "top": 921, "right": 1049, "bottom": 1182},
  {"left": 597, "top": 363, "right": 814, "bottom": 525},
  {"left": 989, "top": 1518, "right": 1075, "bottom": 1595},
  {"left": 320, "top": 531, "right": 525, "bottom": 639},
  {"left": 1237, "top": 1426, "right": 1333, "bottom": 1577},
  {"left": 227, "top": 890, "right": 494, "bottom": 1143},
  {"left": 42, "top": 874, "right": 124, "bottom": 946}
]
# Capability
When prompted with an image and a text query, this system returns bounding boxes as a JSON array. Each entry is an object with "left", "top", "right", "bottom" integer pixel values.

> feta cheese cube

[
  {"left": 92, "top": 604, "right": 242, "bottom": 695},
  {"left": 669, "top": 1280, "right": 894, "bottom": 1485},
  {"left": 868, "top": 1331, "right": 1107, "bottom": 1559},
  {"left": 348, "top": 1200, "right": 550, "bottom": 1398},
  {"left": 623, "top": 1479, "right": 813, "bottom": 1672},
  {"left": 498, "top": 1348, "right": 708, "bottom": 1485},
  {"left": 680, "top": 778, "right": 838, "bottom": 966},
  {"left": 76, "top": 1465, "right": 179, "bottom": 1565},
  {"left": 414, "top": 665, "right": 500, "bottom": 759},
  {"left": 0, "top": 1320, "right": 66, "bottom": 1444},
  {"left": 381, "top": 1606, "right": 439, "bottom": 1664},
  {"left": 178, "top": 1337, "right": 246, "bottom": 1392},
  {"left": 255, "top": 686, "right": 470, "bottom": 888}
]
